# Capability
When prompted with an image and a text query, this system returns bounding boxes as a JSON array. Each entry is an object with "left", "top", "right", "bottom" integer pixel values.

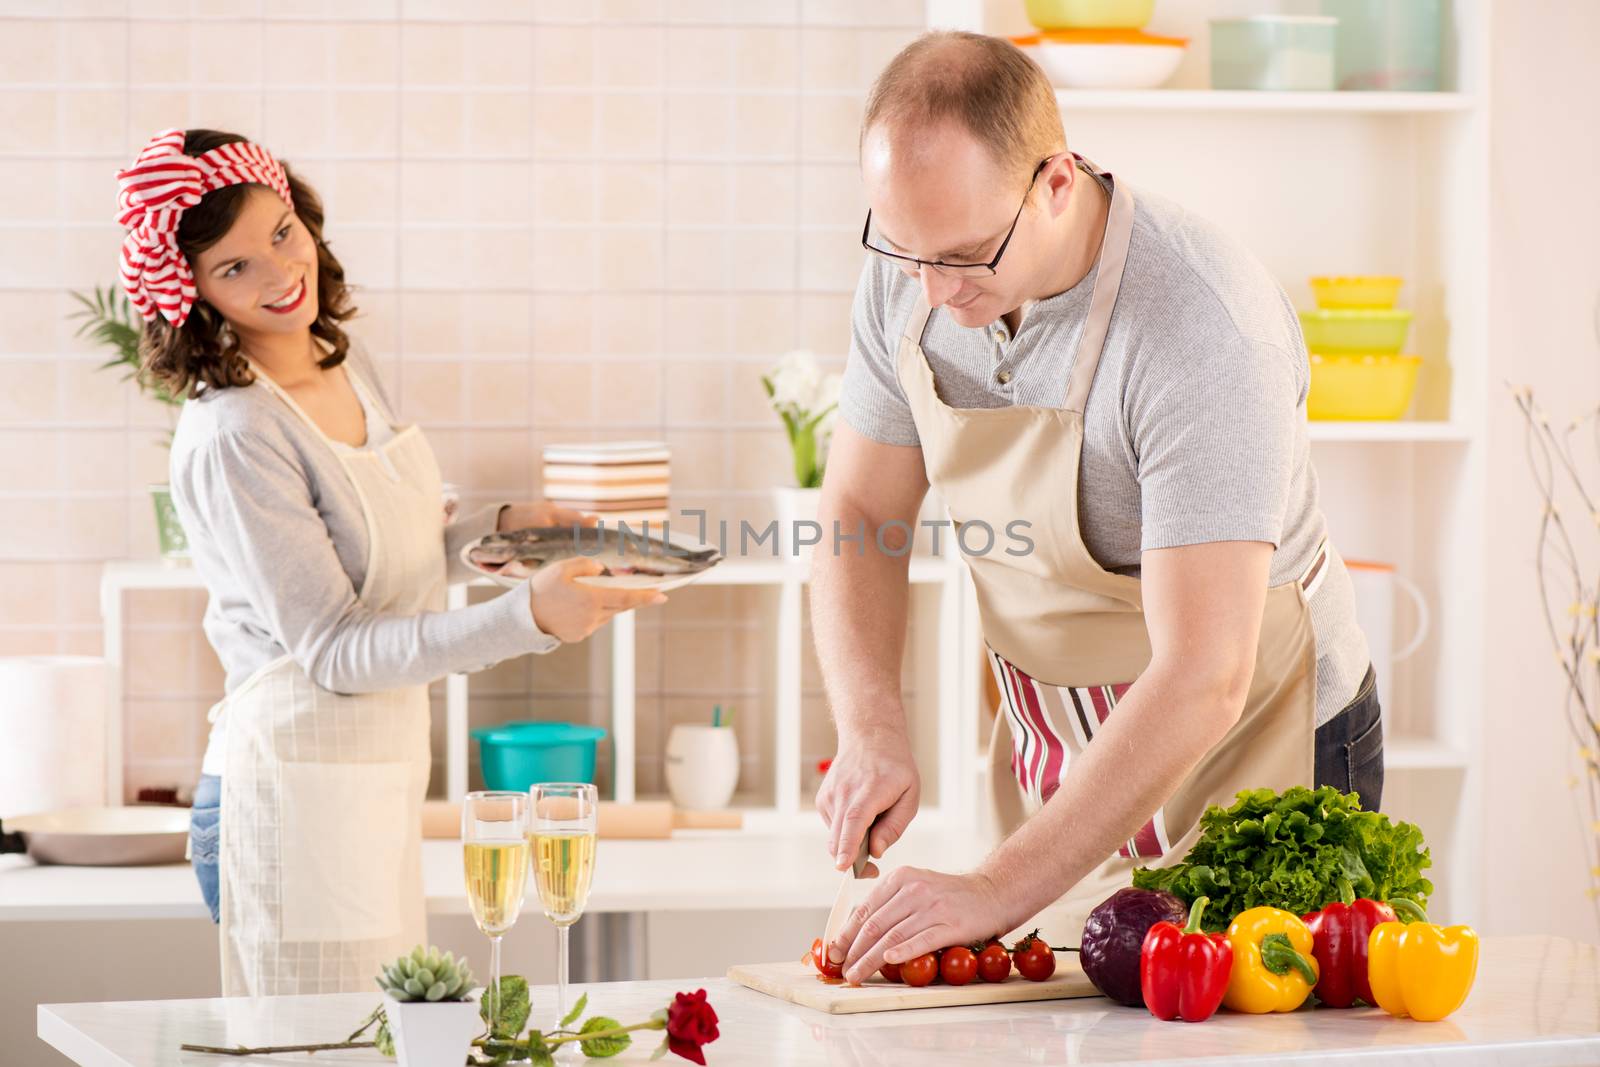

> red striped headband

[{"left": 116, "top": 129, "right": 295, "bottom": 328}]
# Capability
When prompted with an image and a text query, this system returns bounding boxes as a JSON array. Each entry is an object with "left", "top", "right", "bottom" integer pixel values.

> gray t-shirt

[
  {"left": 170, "top": 340, "right": 559, "bottom": 773},
  {"left": 840, "top": 175, "right": 1368, "bottom": 727}
]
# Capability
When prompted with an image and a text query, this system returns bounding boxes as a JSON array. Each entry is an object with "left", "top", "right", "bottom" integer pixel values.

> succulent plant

[{"left": 376, "top": 944, "right": 477, "bottom": 1003}]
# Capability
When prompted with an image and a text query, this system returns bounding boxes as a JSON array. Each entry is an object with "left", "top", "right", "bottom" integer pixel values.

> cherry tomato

[
  {"left": 808, "top": 937, "right": 843, "bottom": 979},
  {"left": 900, "top": 952, "right": 939, "bottom": 987},
  {"left": 977, "top": 942, "right": 1012, "bottom": 983},
  {"left": 879, "top": 960, "right": 903, "bottom": 983},
  {"left": 940, "top": 945, "right": 978, "bottom": 986},
  {"left": 1011, "top": 932, "right": 1056, "bottom": 982}
]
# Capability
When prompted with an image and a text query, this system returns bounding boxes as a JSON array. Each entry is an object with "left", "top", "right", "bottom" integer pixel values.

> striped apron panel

[{"left": 987, "top": 537, "right": 1330, "bottom": 860}]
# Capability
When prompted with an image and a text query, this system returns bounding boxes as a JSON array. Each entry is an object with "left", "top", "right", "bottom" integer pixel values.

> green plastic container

[
  {"left": 472, "top": 722, "right": 607, "bottom": 791},
  {"left": 1210, "top": 15, "right": 1337, "bottom": 91},
  {"left": 1299, "top": 309, "right": 1413, "bottom": 353}
]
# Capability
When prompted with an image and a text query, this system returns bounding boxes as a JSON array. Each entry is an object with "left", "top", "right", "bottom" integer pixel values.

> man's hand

[
  {"left": 828, "top": 867, "right": 1009, "bottom": 985},
  {"left": 498, "top": 500, "right": 598, "bottom": 532},
  {"left": 809, "top": 423, "right": 931, "bottom": 871},
  {"left": 815, "top": 730, "right": 920, "bottom": 871}
]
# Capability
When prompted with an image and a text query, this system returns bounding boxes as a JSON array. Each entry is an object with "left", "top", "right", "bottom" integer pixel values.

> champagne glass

[
  {"left": 529, "top": 782, "right": 598, "bottom": 1058},
  {"left": 462, "top": 790, "right": 531, "bottom": 1029}
]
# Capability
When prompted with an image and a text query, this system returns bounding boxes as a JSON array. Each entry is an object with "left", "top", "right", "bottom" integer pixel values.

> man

[{"left": 813, "top": 31, "right": 1379, "bottom": 985}]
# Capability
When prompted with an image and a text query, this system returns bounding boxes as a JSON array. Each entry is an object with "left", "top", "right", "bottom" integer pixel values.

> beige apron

[
  {"left": 897, "top": 160, "right": 1319, "bottom": 945},
  {"left": 218, "top": 361, "right": 445, "bottom": 996}
]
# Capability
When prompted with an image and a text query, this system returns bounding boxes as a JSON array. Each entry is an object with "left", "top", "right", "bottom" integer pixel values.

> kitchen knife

[{"left": 820, "top": 828, "right": 873, "bottom": 962}]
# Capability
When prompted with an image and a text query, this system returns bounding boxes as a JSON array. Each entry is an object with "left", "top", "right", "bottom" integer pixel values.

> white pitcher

[{"left": 1344, "top": 560, "right": 1430, "bottom": 729}]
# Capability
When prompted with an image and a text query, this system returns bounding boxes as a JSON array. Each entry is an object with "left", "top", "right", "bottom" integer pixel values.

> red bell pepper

[
  {"left": 1140, "top": 896, "right": 1233, "bottom": 1023},
  {"left": 1302, "top": 889, "right": 1427, "bottom": 1008}
]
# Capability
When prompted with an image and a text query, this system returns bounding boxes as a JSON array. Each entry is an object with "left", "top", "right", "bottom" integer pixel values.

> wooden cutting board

[{"left": 727, "top": 959, "right": 1102, "bottom": 1015}]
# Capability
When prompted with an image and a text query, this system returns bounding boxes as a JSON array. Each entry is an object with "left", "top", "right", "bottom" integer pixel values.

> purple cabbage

[{"left": 1080, "top": 887, "right": 1189, "bottom": 1007}]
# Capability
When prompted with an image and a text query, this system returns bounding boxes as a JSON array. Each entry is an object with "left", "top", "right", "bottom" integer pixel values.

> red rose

[{"left": 665, "top": 988, "right": 720, "bottom": 1064}]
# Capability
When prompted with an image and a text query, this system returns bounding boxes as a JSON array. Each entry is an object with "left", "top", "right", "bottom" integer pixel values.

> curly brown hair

[{"left": 137, "top": 129, "right": 357, "bottom": 398}]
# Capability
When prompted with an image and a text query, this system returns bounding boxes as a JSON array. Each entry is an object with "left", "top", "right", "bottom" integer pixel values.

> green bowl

[
  {"left": 1299, "top": 309, "right": 1412, "bottom": 353},
  {"left": 1026, "top": 0, "right": 1155, "bottom": 30},
  {"left": 471, "top": 721, "right": 607, "bottom": 791}
]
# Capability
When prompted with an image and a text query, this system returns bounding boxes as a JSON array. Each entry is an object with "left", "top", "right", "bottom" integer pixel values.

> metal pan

[{"left": 0, "top": 806, "right": 190, "bottom": 865}]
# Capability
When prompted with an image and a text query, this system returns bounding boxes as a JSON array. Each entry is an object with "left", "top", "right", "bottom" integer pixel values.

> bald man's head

[{"left": 860, "top": 31, "right": 1065, "bottom": 186}]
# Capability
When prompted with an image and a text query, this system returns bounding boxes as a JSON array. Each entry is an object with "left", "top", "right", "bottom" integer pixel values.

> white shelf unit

[
  {"left": 447, "top": 553, "right": 978, "bottom": 831},
  {"left": 100, "top": 554, "right": 982, "bottom": 833},
  {"left": 1307, "top": 420, "right": 1473, "bottom": 443},
  {"left": 1053, "top": 89, "right": 1476, "bottom": 113},
  {"left": 930, "top": 0, "right": 1489, "bottom": 921}
]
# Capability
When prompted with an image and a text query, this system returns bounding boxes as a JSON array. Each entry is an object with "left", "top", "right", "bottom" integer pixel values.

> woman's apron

[
  {"left": 897, "top": 161, "right": 1320, "bottom": 944},
  {"left": 217, "top": 362, "right": 446, "bottom": 996}
]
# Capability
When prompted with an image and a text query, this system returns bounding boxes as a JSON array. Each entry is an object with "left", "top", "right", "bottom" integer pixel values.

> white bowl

[{"left": 1037, "top": 40, "right": 1185, "bottom": 90}]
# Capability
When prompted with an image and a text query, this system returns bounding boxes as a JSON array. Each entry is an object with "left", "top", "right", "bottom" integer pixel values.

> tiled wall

[{"left": 0, "top": 0, "right": 931, "bottom": 801}]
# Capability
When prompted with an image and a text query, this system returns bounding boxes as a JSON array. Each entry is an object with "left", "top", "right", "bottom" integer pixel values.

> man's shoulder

[{"left": 1119, "top": 183, "right": 1302, "bottom": 354}]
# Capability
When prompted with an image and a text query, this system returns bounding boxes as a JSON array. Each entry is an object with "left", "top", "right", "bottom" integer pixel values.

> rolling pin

[{"left": 420, "top": 800, "right": 741, "bottom": 840}]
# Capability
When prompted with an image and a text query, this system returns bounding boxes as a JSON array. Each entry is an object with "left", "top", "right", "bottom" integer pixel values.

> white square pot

[
  {"left": 384, "top": 993, "right": 483, "bottom": 1067},
  {"left": 665, "top": 723, "right": 740, "bottom": 810},
  {"left": 772, "top": 486, "right": 823, "bottom": 567}
]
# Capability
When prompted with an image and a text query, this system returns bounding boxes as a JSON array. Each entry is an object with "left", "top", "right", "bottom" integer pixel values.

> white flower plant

[{"left": 762, "top": 350, "right": 843, "bottom": 489}]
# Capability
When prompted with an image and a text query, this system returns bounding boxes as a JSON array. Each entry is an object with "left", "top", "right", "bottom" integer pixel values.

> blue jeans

[
  {"left": 1312, "top": 666, "right": 1384, "bottom": 812},
  {"left": 190, "top": 774, "right": 221, "bottom": 923}
]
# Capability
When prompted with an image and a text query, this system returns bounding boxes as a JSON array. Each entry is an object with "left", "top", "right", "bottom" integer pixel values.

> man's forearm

[
  {"left": 809, "top": 503, "right": 914, "bottom": 741},
  {"left": 976, "top": 665, "right": 1246, "bottom": 929}
]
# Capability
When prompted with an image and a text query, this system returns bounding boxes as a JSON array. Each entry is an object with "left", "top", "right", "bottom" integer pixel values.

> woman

[{"left": 116, "top": 128, "right": 660, "bottom": 996}]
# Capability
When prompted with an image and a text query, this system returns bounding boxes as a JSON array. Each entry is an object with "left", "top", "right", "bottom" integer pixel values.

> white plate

[{"left": 459, "top": 528, "right": 722, "bottom": 593}]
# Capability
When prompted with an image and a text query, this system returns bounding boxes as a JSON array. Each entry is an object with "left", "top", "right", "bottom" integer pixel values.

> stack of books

[{"left": 542, "top": 441, "right": 671, "bottom": 530}]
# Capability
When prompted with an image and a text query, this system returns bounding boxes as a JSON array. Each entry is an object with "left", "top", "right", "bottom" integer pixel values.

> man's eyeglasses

[{"left": 860, "top": 157, "right": 1051, "bottom": 279}]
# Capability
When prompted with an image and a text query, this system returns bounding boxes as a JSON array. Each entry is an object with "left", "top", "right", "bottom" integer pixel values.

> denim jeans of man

[{"left": 1312, "top": 665, "right": 1384, "bottom": 811}]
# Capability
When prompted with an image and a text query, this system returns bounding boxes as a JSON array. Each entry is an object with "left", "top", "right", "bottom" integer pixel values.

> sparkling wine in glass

[
  {"left": 462, "top": 790, "right": 530, "bottom": 1030},
  {"left": 529, "top": 782, "right": 597, "bottom": 1059}
]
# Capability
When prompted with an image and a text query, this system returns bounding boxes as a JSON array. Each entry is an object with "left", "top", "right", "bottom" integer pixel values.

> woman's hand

[
  {"left": 528, "top": 557, "right": 665, "bottom": 643},
  {"left": 498, "top": 500, "right": 598, "bottom": 532}
]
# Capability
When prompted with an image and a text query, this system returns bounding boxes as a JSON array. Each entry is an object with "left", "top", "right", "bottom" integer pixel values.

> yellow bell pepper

[
  {"left": 1367, "top": 920, "right": 1479, "bottom": 1021},
  {"left": 1223, "top": 906, "right": 1320, "bottom": 1014}
]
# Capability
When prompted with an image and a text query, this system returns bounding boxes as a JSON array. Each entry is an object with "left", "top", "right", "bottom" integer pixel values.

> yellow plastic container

[
  {"left": 1026, "top": 0, "right": 1155, "bottom": 30},
  {"left": 1307, "top": 352, "right": 1422, "bottom": 420},
  {"left": 1310, "top": 275, "right": 1404, "bottom": 309}
]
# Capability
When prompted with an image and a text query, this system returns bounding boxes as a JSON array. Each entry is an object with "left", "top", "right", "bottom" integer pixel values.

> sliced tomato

[{"left": 807, "top": 936, "right": 844, "bottom": 979}]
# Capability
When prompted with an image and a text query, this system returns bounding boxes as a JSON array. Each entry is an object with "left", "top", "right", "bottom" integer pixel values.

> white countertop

[
  {"left": 0, "top": 829, "right": 987, "bottom": 921},
  {"left": 37, "top": 937, "right": 1600, "bottom": 1066}
]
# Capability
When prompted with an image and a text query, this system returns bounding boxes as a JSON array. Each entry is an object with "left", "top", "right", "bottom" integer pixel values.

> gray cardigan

[{"left": 169, "top": 341, "right": 556, "bottom": 703}]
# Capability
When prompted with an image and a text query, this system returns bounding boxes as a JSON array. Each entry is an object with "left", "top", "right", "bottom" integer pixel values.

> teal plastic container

[
  {"left": 472, "top": 722, "right": 607, "bottom": 791},
  {"left": 1321, "top": 0, "right": 1441, "bottom": 92}
]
